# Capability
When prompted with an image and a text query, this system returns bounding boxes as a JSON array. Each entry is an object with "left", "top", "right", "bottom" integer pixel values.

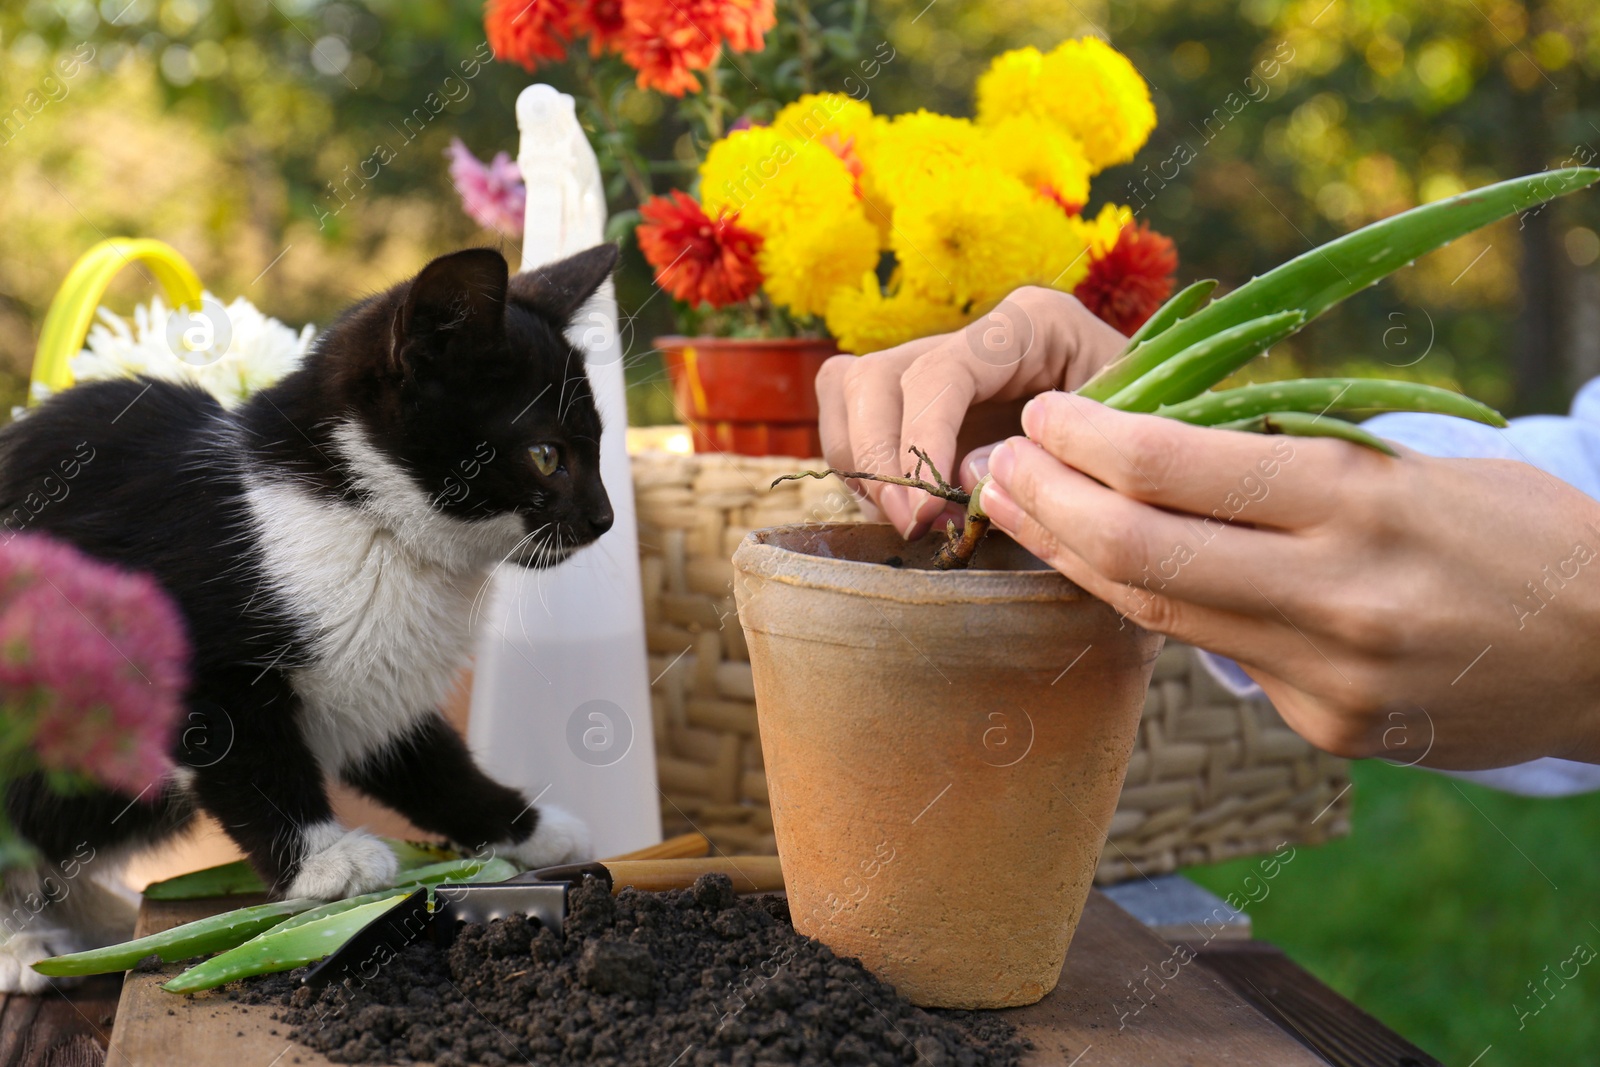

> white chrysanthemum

[{"left": 70, "top": 292, "right": 315, "bottom": 407}]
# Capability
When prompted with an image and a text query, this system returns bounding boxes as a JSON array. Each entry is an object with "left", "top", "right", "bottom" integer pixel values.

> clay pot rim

[
  {"left": 734, "top": 522, "right": 1091, "bottom": 605},
  {"left": 655, "top": 335, "right": 838, "bottom": 351}
]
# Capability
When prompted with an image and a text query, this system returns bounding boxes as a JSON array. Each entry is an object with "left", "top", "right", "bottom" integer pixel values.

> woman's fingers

[
  {"left": 815, "top": 289, "right": 1132, "bottom": 538},
  {"left": 1017, "top": 392, "right": 1388, "bottom": 531},
  {"left": 982, "top": 436, "right": 1310, "bottom": 615}
]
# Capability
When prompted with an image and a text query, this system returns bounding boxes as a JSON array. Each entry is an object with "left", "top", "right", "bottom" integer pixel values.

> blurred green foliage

[{"left": 1189, "top": 759, "right": 1600, "bottom": 1066}]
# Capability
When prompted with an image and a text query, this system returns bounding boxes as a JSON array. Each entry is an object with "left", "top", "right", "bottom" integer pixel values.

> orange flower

[
  {"left": 1073, "top": 221, "right": 1178, "bottom": 335},
  {"left": 637, "top": 191, "right": 765, "bottom": 307},
  {"left": 716, "top": 0, "right": 776, "bottom": 53},
  {"left": 618, "top": 0, "right": 720, "bottom": 95},
  {"left": 485, "top": 0, "right": 574, "bottom": 70}
]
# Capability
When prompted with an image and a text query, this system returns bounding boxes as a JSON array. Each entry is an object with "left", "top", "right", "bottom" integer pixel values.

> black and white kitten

[{"left": 0, "top": 244, "right": 618, "bottom": 990}]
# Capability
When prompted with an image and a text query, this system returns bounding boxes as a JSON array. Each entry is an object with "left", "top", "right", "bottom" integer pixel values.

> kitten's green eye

[{"left": 529, "top": 444, "right": 560, "bottom": 476}]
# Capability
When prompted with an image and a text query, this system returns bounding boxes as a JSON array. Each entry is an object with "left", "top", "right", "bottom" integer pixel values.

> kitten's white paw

[
  {"left": 285, "top": 823, "right": 397, "bottom": 900},
  {"left": 0, "top": 929, "right": 79, "bottom": 994},
  {"left": 501, "top": 806, "right": 592, "bottom": 869}
]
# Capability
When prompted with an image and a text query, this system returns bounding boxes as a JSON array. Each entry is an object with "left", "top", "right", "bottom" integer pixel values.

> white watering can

[{"left": 465, "top": 85, "right": 662, "bottom": 857}]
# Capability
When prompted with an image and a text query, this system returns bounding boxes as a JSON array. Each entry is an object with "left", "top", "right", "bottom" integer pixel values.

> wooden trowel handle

[
  {"left": 601, "top": 857, "right": 785, "bottom": 895},
  {"left": 603, "top": 832, "right": 710, "bottom": 862}
]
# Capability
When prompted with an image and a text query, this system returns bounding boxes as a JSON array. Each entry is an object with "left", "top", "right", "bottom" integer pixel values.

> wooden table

[
  {"left": 8, "top": 891, "right": 1439, "bottom": 1066},
  {"left": 98, "top": 889, "right": 1442, "bottom": 1067}
]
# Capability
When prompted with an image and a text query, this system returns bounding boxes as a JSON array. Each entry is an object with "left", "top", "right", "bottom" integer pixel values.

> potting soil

[{"left": 239, "top": 874, "right": 1029, "bottom": 1066}]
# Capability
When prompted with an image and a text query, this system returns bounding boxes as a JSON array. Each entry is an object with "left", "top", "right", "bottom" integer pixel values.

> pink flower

[
  {"left": 0, "top": 535, "right": 188, "bottom": 795},
  {"left": 446, "top": 138, "right": 527, "bottom": 236}
]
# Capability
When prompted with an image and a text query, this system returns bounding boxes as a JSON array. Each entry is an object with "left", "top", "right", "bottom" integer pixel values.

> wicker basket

[{"left": 630, "top": 442, "right": 1352, "bottom": 882}]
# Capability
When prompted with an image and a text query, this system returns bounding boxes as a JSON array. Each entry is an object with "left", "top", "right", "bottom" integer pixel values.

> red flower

[
  {"left": 1074, "top": 221, "right": 1178, "bottom": 335},
  {"left": 485, "top": 0, "right": 574, "bottom": 71},
  {"left": 571, "top": 0, "right": 627, "bottom": 55},
  {"left": 637, "top": 191, "right": 764, "bottom": 307}
]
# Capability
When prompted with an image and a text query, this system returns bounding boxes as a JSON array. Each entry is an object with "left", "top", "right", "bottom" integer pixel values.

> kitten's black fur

[{"left": 0, "top": 245, "right": 617, "bottom": 902}]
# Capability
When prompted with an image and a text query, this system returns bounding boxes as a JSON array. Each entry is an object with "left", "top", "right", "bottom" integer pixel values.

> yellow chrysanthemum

[
  {"left": 758, "top": 205, "right": 881, "bottom": 319},
  {"left": 977, "top": 38, "right": 1156, "bottom": 174},
  {"left": 975, "top": 46, "right": 1044, "bottom": 127},
  {"left": 1038, "top": 39, "right": 1155, "bottom": 171},
  {"left": 699, "top": 129, "right": 854, "bottom": 231},
  {"left": 1073, "top": 202, "right": 1135, "bottom": 257},
  {"left": 772, "top": 93, "right": 875, "bottom": 153},
  {"left": 984, "top": 115, "right": 1092, "bottom": 212},
  {"left": 771, "top": 94, "right": 890, "bottom": 241},
  {"left": 824, "top": 273, "right": 971, "bottom": 355},
  {"left": 698, "top": 125, "right": 880, "bottom": 317},
  {"left": 860, "top": 110, "right": 988, "bottom": 205},
  {"left": 892, "top": 168, "right": 1090, "bottom": 309}
]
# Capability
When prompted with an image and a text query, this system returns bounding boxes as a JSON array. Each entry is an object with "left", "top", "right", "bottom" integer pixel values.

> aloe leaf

[
  {"left": 1104, "top": 311, "right": 1304, "bottom": 412},
  {"left": 1214, "top": 411, "right": 1399, "bottom": 456},
  {"left": 32, "top": 898, "right": 323, "bottom": 977},
  {"left": 394, "top": 856, "right": 518, "bottom": 887},
  {"left": 142, "top": 838, "right": 460, "bottom": 901},
  {"left": 1079, "top": 167, "right": 1600, "bottom": 402},
  {"left": 1119, "top": 278, "right": 1218, "bottom": 352},
  {"left": 162, "top": 894, "right": 411, "bottom": 994},
  {"left": 141, "top": 861, "right": 267, "bottom": 901},
  {"left": 1158, "top": 378, "right": 1506, "bottom": 428}
]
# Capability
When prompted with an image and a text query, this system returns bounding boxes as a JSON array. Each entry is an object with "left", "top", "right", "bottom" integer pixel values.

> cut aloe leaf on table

[
  {"left": 1078, "top": 167, "right": 1600, "bottom": 403},
  {"left": 31, "top": 897, "right": 325, "bottom": 977},
  {"left": 141, "top": 838, "right": 460, "bottom": 900},
  {"left": 38, "top": 853, "right": 516, "bottom": 980},
  {"left": 163, "top": 894, "right": 414, "bottom": 994}
]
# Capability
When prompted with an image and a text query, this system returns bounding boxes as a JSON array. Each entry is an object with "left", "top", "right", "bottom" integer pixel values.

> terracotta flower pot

[
  {"left": 659, "top": 336, "right": 837, "bottom": 458},
  {"left": 732, "top": 523, "right": 1162, "bottom": 1008}
]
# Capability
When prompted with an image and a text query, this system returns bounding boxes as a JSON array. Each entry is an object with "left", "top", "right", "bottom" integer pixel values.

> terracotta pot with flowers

[
  {"left": 457, "top": 6, "right": 1179, "bottom": 456},
  {"left": 634, "top": 36, "right": 1181, "bottom": 456}
]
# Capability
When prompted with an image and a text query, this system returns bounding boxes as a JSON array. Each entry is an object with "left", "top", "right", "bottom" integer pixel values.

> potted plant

[
  {"left": 634, "top": 36, "right": 1182, "bottom": 456},
  {"left": 733, "top": 165, "right": 1598, "bottom": 1008},
  {"left": 463, "top": 15, "right": 1182, "bottom": 456}
]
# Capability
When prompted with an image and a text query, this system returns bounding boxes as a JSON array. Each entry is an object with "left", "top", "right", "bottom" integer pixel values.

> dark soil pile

[{"left": 239, "top": 874, "right": 1027, "bottom": 1067}]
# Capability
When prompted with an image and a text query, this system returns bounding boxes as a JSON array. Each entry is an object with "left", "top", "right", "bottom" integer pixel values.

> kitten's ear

[
  {"left": 508, "top": 243, "right": 619, "bottom": 324},
  {"left": 393, "top": 248, "right": 508, "bottom": 370}
]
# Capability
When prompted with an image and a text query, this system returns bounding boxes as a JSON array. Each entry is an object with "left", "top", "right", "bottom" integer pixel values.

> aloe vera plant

[
  {"left": 777, "top": 167, "right": 1598, "bottom": 569},
  {"left": 1075, "top": 166, "right": 1599, "bottom": 449}
]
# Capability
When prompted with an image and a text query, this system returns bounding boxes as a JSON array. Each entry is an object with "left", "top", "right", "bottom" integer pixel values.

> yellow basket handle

[{"left": 30, "top": 239, "right": 204, "bottom": 403}]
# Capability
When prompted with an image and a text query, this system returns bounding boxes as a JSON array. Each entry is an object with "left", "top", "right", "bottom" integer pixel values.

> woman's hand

[
  {"left": 815, "top": 288, "right": 1128, "bottom": 539},
  {"left": 980, "top": 391, "right": 1600, "bottom": 770}
]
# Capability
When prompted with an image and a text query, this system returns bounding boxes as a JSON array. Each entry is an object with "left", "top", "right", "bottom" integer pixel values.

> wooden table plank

[
  {"left": 111, "top": 890, "right": 1328, "bottom": 1066},
  {"left": 1006, "top": 894, "right": 1324, "bottom": 1065},
  {"left": 0, "top": 976, "right": 121, "bottom": 1067},
  {"left": 106, "top": 895, "right": 328, "bottom": 1067},
  {"left": 1190, "top": 940, "right": 1442, "bottom": 1067}
]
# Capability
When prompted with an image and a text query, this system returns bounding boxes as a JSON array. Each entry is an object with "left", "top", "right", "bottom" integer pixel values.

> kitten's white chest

[{"left": 242, "top": 424, "right": 523, "bottom": 771}]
